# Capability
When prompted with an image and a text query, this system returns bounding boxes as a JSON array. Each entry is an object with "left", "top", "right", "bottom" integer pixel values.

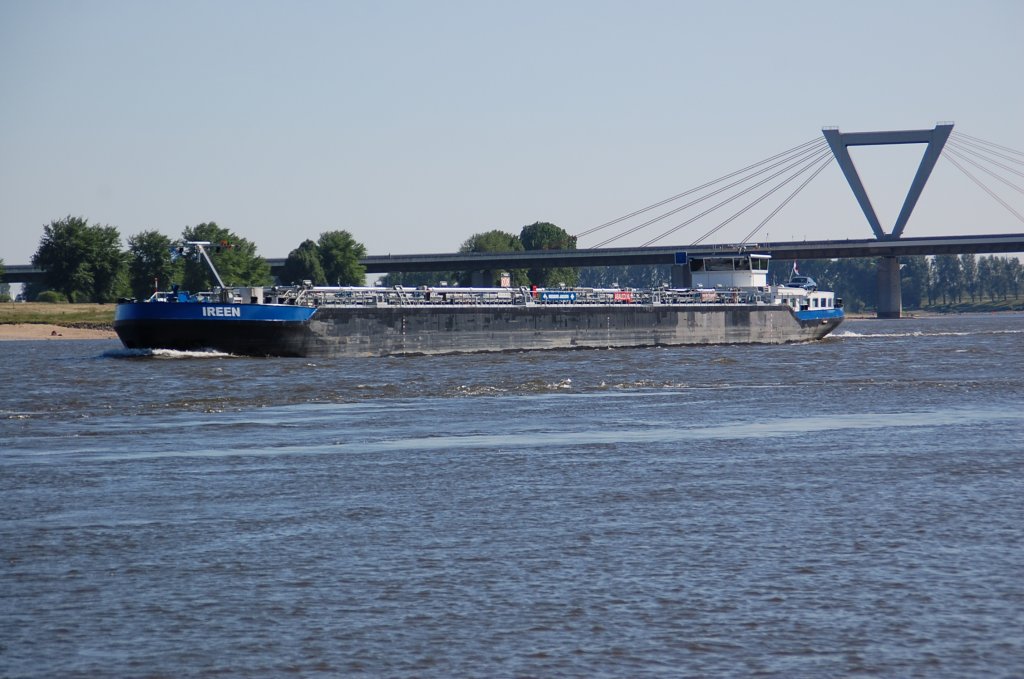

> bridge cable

[
  {"left": 737, "top": 153, "right": 836, "bottom": 246},
  {"left": 592, "top": 140, "right": 828, "bottom": 247},
  {"left": 576, "top": 136, "right": 824, "bottom": 240},
  {"left": 585, "top": 139, "right": 828, "bottom": 245},
  {"left": 591, "top": 140, "right": 829, "bottom": 248},
  {"left": 943, "top": 146, "right": 1024, "bottom": 196},
  {"left": 684, "top": 149, "right": 834, "bottom": 247},
  {"left": 949, "top": 136, "right": 1024, "bottom": 167},
  {"left": 633, "top": 145, "right": 834, "bottom": 248},
  {"left": 951, "top": 132, "right": 1024, "bottom": 159},
  {"left": 945, "top": 140, "right": 1024, "bottom": 178},
  {"left": 942, "top": 154, "right": 1024, "bottom": 225},
  {"left": 660, "top": 147, "right": 834, "bottom": 247}
]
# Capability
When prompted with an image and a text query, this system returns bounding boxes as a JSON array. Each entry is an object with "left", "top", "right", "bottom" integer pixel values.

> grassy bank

[
  {"left": 920, "top": 294, "right": 1024, "bottom": 314},
  {"left": 0, "top": 303, "right": 116, "bottom": 329}
]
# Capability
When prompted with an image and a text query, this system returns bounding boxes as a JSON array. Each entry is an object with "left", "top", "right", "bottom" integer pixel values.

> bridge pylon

[{"left": 822, "top": 123, "right": 953, "bottom": 317}]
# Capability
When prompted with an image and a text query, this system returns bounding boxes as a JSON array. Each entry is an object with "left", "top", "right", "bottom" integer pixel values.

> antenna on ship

[{"left": 170, "top": 241, "right": 228, "bottom": 289}]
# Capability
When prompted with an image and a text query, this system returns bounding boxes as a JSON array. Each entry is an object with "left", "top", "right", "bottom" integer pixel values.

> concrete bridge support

[{"left": 876, "top": 257, "right": 902, "bottom": 319}]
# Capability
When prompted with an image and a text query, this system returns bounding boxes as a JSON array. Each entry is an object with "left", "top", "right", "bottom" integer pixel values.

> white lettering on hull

[{"left": 202, "top": 306, "right": 242, "bottom": 317}]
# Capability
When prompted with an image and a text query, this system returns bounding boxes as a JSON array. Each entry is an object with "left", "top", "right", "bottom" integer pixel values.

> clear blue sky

[{"left": 2, "top": 0, "right": 1023, "bottom": 266}]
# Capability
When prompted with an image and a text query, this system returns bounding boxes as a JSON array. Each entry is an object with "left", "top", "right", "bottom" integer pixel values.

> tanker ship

[{"left": 114, "top": 242, "right": 844, "bottom": 358}]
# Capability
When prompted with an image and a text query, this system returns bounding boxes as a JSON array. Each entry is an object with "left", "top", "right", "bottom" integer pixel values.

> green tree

[
  {"left": 456, "top": 229, "right": 527, "bottom": 287},
  {"left": 1006, "top": 257, "right": 1022, "bottom": 298},
  {"left": 0, "top": 258, "right": 10, "bottom": 302},
  {"left": 36, "top": 290, "right": 68, "bottom": 303},
  {"left": 959, "top": 254, "right": 977, "bottom": 302},
  {"left": 996, "top": 257, "right": 1016, "bottom": 300},
  {"left": 460, "top": 229, "right": 522, "bottom": 253},
  {"left": 180, "top": 222, "right": 271, "bottom": 291},
  {"left": 317, "top": 230, "right": 367, "bottom": 285},
  {"left": 923, "top": 257, "right": 936, "bottom": 305},
  {"left": 980, "top": 255, "right": 1011, "bottom": 300},
  {"left": 381, "top": 270, "right": 451, "bottom": 287},
  {"left": 932, "top": 255, "right": 961, "bottom": 305},
  {"left": 519, "top": 221, "right": 578, "bottom": 287},
  {"left": 977, "top": 256, "right": 996, "bottom": 301},
  {"left": 279, "top": 239, "right": 326, "bottom": 285},
  {"left": 127, "top": 230, "right": 182, "bottom": 299},
  {"left": 994, "top": 256, "right": 1008, "bottom": 300},
  {"left": 32, "top": 215, "right": 127, "bottom": 302},
  {"left": 900, "top": 256, "right": 929, "bottom": 310},
  {"left": 578, "top": 264, "right": 671, "bottom": 288}
]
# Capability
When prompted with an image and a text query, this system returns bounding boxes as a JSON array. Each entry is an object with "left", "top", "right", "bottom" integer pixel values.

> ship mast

[{"left": 177, "top": 241, "right": 227, "bottom": 289}]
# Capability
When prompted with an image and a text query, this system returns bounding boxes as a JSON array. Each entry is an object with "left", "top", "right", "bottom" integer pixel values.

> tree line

[
  {"left": 16, "top": 216, "right": 367, "bottom": 303},
  {"left": 784, "top": 254, "right": 1022, "bottom": 312},
  {"left": 11, "top": 216, "right": 582, "bottom": 303},
  {"left": 381, "top": 221, "right": 580, "bottom": 288}
]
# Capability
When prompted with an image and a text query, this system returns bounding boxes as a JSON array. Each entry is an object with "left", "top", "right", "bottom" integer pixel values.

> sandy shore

[{"left": 0, "top": 324, "right": 118, "bottom": 341}]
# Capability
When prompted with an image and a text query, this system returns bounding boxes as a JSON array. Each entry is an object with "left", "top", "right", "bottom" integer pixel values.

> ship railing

[
  {"left": 260, "top": 285, "right": 777, "bottom": 308},
  {"left": 286, "top": 286, "right": 529, "bottom": 307}
]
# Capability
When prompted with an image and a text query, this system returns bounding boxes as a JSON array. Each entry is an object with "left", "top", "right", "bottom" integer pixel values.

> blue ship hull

[
  {"left": 115, "top": 303, "right": 318, "bottom": 357},
  {"left": 793, "top": 308, "right": 846, "bottom": 323}
]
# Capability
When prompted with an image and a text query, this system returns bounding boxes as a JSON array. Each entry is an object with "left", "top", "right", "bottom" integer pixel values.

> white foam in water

[
  {"left": 104, "top": 348, "right": 234, "bottom": 359},
  {"left": 834, "top": 329, "right": 992, "bottom": 339}
]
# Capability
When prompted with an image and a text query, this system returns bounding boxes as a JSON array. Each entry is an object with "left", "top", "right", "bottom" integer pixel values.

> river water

[{"left": 2, "top": 313, "right": 1023, "bottom": 677}]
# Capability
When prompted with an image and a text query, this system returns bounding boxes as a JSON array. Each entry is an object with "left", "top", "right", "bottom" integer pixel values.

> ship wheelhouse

[{"left": 688, "top": 254, "right": 770, "bottom": 289}]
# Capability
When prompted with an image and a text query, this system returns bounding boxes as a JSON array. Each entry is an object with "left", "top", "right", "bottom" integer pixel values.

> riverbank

[
  {"left": 0, "top": 324, "right": 118, "bottom": 341},
  {"left": 1, "top": 302, "right": 115, "bottom": 327},
  {"left": 0, "top": 302, "right": 117, "bottom": 340}
]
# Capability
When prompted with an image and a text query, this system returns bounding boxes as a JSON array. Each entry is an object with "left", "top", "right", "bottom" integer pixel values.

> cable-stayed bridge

[
  {"left": 349, "top": 122, "right": 1024, "bottom": 317},
  {"left": 6, "top": 124, "right": 1024, "bottom": 316}
]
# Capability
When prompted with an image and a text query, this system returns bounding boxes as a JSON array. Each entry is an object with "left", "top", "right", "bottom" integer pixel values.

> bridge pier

[
  {"left": 823, "top": 123, "right": 954, "bottom": 320},
  {"left": 876, "top": 256, "right": 902, "bottom": 319}
]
